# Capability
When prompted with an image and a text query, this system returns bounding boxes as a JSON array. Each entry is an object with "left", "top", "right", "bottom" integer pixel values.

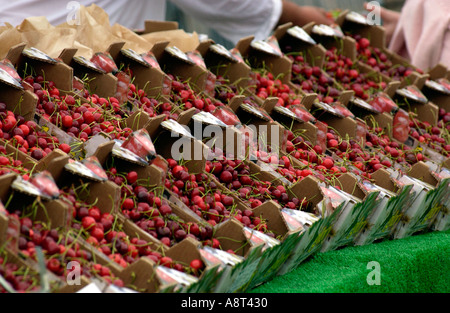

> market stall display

[{"left": 0, "top": 7, "right": 449, "bottom": 294}]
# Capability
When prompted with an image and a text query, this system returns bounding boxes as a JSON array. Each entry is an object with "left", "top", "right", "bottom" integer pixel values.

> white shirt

[{"left": 0, "top": 0, "right": 282, "bottom": 45}]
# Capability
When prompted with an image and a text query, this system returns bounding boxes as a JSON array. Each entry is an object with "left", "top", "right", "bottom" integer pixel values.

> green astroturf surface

[{"left": 248, "top": 229, "right": 450, "bottom": 293}]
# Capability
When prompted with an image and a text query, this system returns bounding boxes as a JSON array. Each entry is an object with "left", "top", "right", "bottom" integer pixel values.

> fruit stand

[{"left": 0, "top": 6, "right": 449, "bottom": 295}]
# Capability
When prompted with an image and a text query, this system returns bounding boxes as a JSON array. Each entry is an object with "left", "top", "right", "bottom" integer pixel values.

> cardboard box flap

[
  {"left": 288, "top": 175, "right": 322, "bottom": 208},
  {"left": 335, "top": 9, "right": 350, "bottom": 27},
  {"left": 33, "top": 148, "right": 69, "bottom": 175},
  {"left": 301, "top": 93, "right": 318, "bottom": 111},
  {"left": 273, "top": 22, "right": 294, "bottom": 41},
  {"left": 408, "top": 161, "right": 439, "bottom": 187},
  {"left": 165, "top": 236, "right": 202, "bottom": 266},
  {"left": 0, "top": 172, "right": 18, "bottom": 204},
  {"left": 235, "top": 36, "right": 255, "bottom": 58},
  {"left": 332, "top": 173, "right": 366, "bottom": 200},
  {"left": 213, "top": 218, "right": 250, "bottom": 257},
  {"left": 0, "top": 81, "right": 38, "bottom": 121},
  {"left": 228, "top": 95, "right": 246, "bottom": 112},
  {"left": 337, "top": 90, "right": 355, "bottom": 105},
  {"left": 58, "top": 48, "right": 78, "bottom": 65},
  {"left": 385, "top": 81, "right": 401, "bottom": 99},
  {"left": 144, "top": 20, "right": 179, "bottom": 34},
  {"left": 43, "top": 154, "right": 70, "bottom": 183},
  {"left": 371, "top": 168, "right": 399, "bottom": 193},
  {"left": 105, "top": 41, "right": 126, "bottom": 61},
  {"left": 252, "top": 200, "right": 290, "bottom": 238},
  {"left": 177, "top": 107, "right": 197, "bottom": 126},
  {"left": 143, "top": 114, "right": 167, "bottom": 140},
  {"left": 260, "top": 97, "right": 279, "bottom": 114},
  {"left": 427, "top": 64, "right": 449, "bottom": 81},
  {"left": 5, "top": 42, "right": 27, "bottom": 66},
  {"left": 196, "top": 39, "right": 215, "bottom": 57},
  {"left": 118, "top": 257, "right": 159, "bottom": 293},
  {"left": 150, "top": 41, "right": 170, "bottom": 61}
]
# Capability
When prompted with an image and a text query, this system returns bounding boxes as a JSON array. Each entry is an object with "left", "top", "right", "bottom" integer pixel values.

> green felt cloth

[{"left": 248, "top": 229, "right": 450, "bottom": 293}]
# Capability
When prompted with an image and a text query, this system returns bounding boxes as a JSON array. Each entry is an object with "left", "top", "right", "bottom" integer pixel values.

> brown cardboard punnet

[
  {"left": 231, "top": 97, "right": 286, "bottom": 152},
  {"left": 91, "top": 139, "right": 165, "bottom": 188},
  {"left": 394, "top": 75, "right": 439, "bottom": 127},
  {"left": 0, "top": 246, "right": 82, "bottom": 293},
  {"left": 371, "top": 168, "right": 400, "bottom": 194},
  {"left": 184, "top": 108, "right": 245, "bottom": 160},
  {"left": 44, "top": 154, "right": 122, "bottom": 218},
  {"left": 164, "top": 236, "right": 222, "bottom": 284},
  {"left": 407, "top": 161, "right": 439, "bottom": 188},
  {"left": 107, "top": 41, "right": 172, "bottom": 98},
  {"left": 150, "top": 41, "right": 209, "bottom": 94},
  {"left": 335, "top": 10, "right": 424, "bottom": 83},
  {"left": 213, "top": 218, "right": 253, "bottom": 258},
  {"left": 0, "top": 76, "right": 37, "bottom": 122},
  {"left": 422, "top": 64, "right": 450, "bottom": 112},
  {"left": 0, "top": 172, "right": 69, "bottom": 230},
  {"left": 364, "top": 111, "right": 394, "bottom": 140},
  {"left": 274, "top": 22, "right": 325, "bottom": 68},
  {"left": 199, "top": 40, "right": 253, "bottom": 91},
  {"left": 120, "top": 108, "right": 208, "bottom": 174},
  {"left": 148, "top": 117, "right": 210, "bottom": 174},
  {"left": 235, "top": 35, "right": 302, "bottom": 94},
  {"left": 262, "top": 94, "right": 326, "bottom": 151},
  {"left": 61, "top": 50, "right": 118, "bottom": 98},
  {"left": 7, "top": 43, "right": 74, "bottom": 92},
  {"left": 311, "top": 104, "right": 361, "bottom": 142},
  {"left": 4, "top": 45, "right": 117, "bottom": 157},
  {"left": 117, "top": 257, "right": 160, "bottom": 293},
  {"left": 89, "top": 139, "right": 209, "bottom": 249},
  {"left": 302, "top": 22, "right": 357, "bottom": 62}
]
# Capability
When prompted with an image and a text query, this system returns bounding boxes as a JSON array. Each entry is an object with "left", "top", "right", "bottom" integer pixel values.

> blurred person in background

[
  {"left": 368, "top": 0, "right": 450, "bottom": 71},
  {"left": 0, "top": 0, "right": 333, "bottom": 47}
]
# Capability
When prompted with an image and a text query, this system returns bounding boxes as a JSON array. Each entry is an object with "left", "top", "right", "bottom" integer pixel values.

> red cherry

[
  {"left": 219, "top": 170, "right": 233, "bottom": 183},
  {"left": 190, "top": 259, "right": 204, "bottom": 271},
  {"left": 81, "top": 216, "right": 97, "bottom": 230},
  {"left": 126, "top": 171, "right": 138, "bottom": 184}
]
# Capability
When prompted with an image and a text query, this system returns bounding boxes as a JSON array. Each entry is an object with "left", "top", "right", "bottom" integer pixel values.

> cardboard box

[
  {"left": 107, "top": 42, "right": 172, "bottom": 98},
  {"left": 212, "top": 219, "right": 265, "bottom": 292},
  {"left": 277, "top": 186, "right": 342, "bottom": 275},
  {"left": 150, "top": 41, "right": 210, "bottom": 95},
  {"left": 393, "top": 76, "right": 439, "bottom": 127},
  {"left": 354, "top": 168, "right": 414, "bottom": 245},
  {"left": 429, "top": 164, "right": 450, "bottom": 231},
  {"left": 319, "top": 176, "right": 378, "bottom": 252},
  {"left": 61, "top": 49, "right": 118, "bottom": 99},
  {"left": 164, "top": 237, "right": 224, "bottom": 292},
  {"left": 0, "top": 172, "right": 70, "bottom": 231},
  {"left": 390, "top": 162, "right": 445, "bottom": 239},
  {"left": 200, "top": 40, "right": 254, "bottom": 91},
  {"left": 6, "top": 43, "right": 74, "bottom": 95},
  {"left": 335, "top": 10, "right": 425, "bottom": 83},
  {"left": 0, "top": 247, "right": 75, "bottom": 293},
  {"left": 422, "top": 64, "right": 450, "bottom": 112},
  {"left": 0, "top": 176, "right": 116, "bottom": 290}
]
